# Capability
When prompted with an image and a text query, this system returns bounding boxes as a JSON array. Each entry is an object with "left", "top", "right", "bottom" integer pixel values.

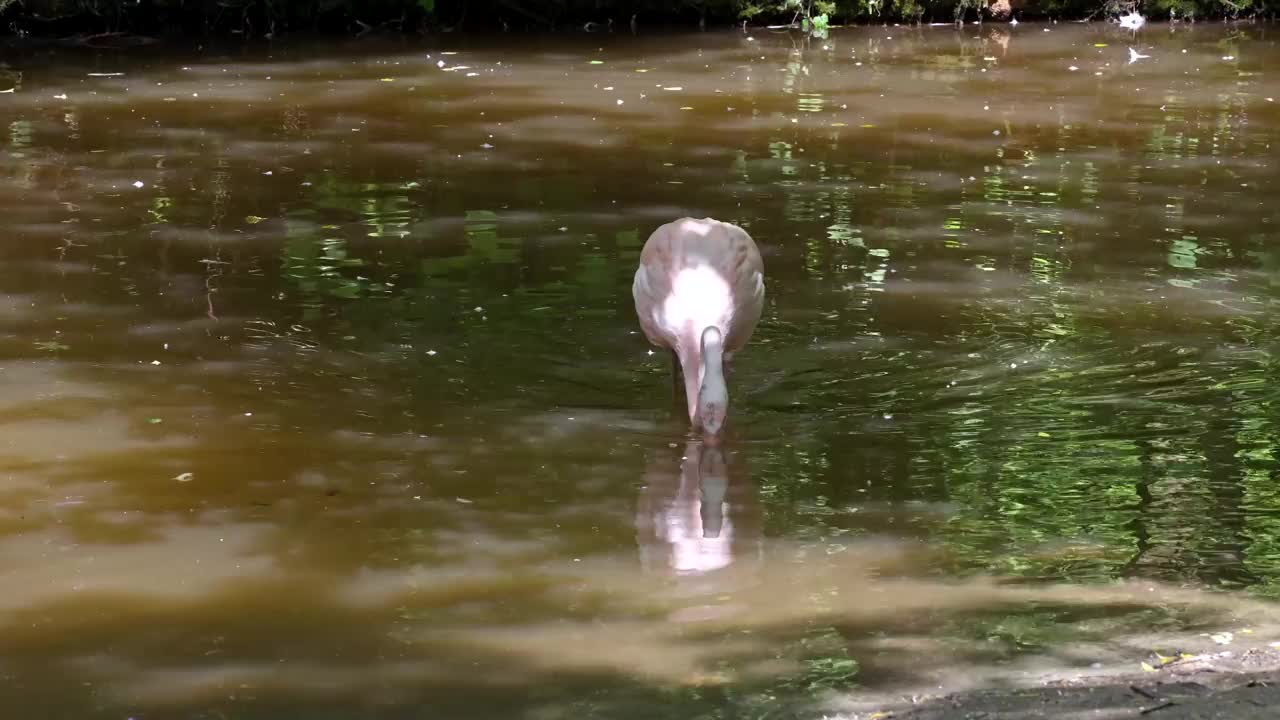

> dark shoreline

[
  {"left": 0, "top": 18, "right": 1274, "bottom": 59},
  {"left": 0, "top": 2, "right": 1275, "bottom": 45},
  {"left": 863, "top": 645, "right": 1280, "bottom": 719}
]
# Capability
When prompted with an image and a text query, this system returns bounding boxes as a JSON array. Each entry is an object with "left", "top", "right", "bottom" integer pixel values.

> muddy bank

[{"left": 839, "top": 641, "right": 1280, "bottom": 719}]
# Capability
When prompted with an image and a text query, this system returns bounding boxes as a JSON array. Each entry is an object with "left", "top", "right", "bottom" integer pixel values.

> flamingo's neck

[{"left": 701, "top": 326, "right": 724, "bottom": 375}]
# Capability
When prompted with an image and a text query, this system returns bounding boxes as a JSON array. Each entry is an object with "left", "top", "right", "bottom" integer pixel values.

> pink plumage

[{"left": 632, "top": 217, "right": 765, "bottom": 434}]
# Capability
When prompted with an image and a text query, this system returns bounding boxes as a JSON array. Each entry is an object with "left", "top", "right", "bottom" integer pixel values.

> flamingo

[{"left": 632, "top": 217, "right": 765, "bottom": 436}]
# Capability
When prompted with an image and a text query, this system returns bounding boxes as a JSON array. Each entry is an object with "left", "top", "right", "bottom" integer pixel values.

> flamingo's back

[{"left": 632, "top": 218, "right": 764, "bottom": 357}]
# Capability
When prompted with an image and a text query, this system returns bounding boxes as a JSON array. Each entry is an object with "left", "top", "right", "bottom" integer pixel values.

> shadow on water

[{"left": 2, "top": 19, "right": 1280, "bottom": 719}]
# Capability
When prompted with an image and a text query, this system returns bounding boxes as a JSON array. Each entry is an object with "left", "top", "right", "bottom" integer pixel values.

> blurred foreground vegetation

[{"left": 0, "top": 0, "right": 1273, "bottom": 40}]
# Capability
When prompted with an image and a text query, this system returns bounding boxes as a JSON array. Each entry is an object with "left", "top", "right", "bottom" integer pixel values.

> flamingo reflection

[{"left": 636, "top": 440, "right": 761, "bottom": 579}]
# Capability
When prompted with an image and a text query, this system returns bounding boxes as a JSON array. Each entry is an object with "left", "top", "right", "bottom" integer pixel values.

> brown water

[{"left": 2, "top": 21, "right": 1280, "bottom": 719}]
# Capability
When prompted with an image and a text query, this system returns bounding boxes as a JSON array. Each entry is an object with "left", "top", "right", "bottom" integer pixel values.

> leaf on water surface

[
  {"left": 1037, "top": 432, "right": 1051, "bottom": 438},
  {"left": 175, "top": 472, "right": 194, "bottom": 482},
  {"left": 380, "top": 78, "right": 394, "bottom": 82},
  {"left": 588, "top": 60, "right": 604, "bottom": 65},
  {"left": 146, "top": 418, "right": 163, "bottom": 424},
  {"left": 245, "top": 215, "right": 267, "bottom": 224},
  {"left": 34, "top": 340, "right": 69, "bottom": 352}
]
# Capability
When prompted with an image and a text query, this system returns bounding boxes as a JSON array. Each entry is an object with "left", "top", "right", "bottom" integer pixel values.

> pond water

[{"left": 1, "top": 20, "right": 1279, "bottom": 719}]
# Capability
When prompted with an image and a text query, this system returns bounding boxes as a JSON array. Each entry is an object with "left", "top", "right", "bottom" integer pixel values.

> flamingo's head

[
  {"left": 696, "top": 327, "right": 728, "bottom": 437},
  {"left": 697, "top": 385, "right": 727, "bottom": 437}
]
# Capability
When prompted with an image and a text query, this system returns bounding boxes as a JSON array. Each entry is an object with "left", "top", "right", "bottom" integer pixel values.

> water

[{"left": 1, "top": 21, "right": 1279, "bottom": 719}]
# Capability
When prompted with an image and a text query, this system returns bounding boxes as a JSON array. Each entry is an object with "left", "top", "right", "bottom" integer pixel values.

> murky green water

[{"left": 2, "top": 21, "right": 1280, "bottom": 719}]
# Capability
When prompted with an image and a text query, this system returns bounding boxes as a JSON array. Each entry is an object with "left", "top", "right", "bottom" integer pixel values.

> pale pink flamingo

[{"left": 632, "top": 217, "right": 765, "bottom": 436}]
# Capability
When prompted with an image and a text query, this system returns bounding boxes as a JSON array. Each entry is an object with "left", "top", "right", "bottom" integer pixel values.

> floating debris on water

[{"left": 1118, "top": 10, "right": 1145, "bottom": 30}]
